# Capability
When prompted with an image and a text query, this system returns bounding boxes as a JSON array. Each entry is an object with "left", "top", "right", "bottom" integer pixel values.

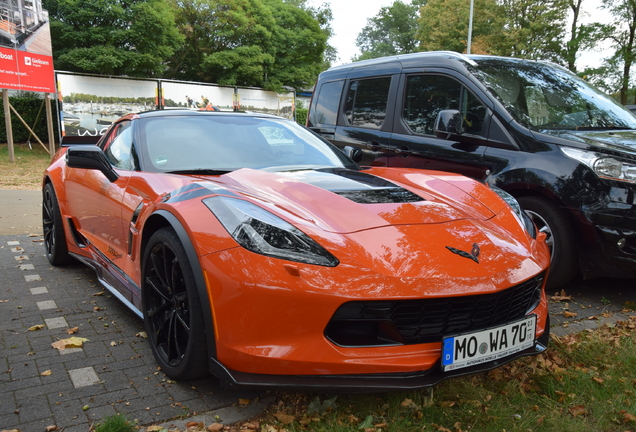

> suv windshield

[{"left": 468, "top": 57, "right": 636, "bottom": 131}]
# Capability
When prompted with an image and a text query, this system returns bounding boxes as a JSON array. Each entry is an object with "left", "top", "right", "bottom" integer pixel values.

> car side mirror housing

[
  {"left": 434, "top": 109, "right": 463, "bottom": 140},
  {"left": 66, "top": 146, "right": 119, "bottom": 182},
  {"left": 343, "top": 146, "right": 363, "bottom": 162}
]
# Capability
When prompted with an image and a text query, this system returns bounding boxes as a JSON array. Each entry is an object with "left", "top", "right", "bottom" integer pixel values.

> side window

[
  {"left": 403, "top": 75, "right": 486, "bottom": 137},
  {"left": 310, "top": 80, "right": 344, "bottom": 126},
  {"left": 345, "top": 77, "right": 391, "bottom": 129},
  {"left": 103, "top": 121, "right": 134, "bottom": 170}
]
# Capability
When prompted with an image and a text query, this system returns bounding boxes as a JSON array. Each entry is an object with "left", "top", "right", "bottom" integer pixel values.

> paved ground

[
  {"left": 1, "top": 189, "right": 634, "bottom": 431},
  {"left": 0, "top": 231, "right": 264, "bottom": 431}
]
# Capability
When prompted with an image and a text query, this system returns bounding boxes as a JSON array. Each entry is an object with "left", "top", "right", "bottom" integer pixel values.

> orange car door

[{"left": 65, "top": 121, "right": 134, "bottom": 276}]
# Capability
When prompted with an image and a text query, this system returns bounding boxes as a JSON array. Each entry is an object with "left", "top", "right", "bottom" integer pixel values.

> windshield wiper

[
  {"left": 166, "top": 169, "right": 234, "bottom": 175},
  {"left": 575, "top": 126, "right": 634, "bottom": 131}
]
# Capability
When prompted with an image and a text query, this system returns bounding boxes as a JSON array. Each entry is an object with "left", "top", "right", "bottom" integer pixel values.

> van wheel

[
  {"left": 142, "top": 228, "right": 208, "bottom": 380},
  {"left": 517, "top": 196, "right": 578, "bottom": 289}
]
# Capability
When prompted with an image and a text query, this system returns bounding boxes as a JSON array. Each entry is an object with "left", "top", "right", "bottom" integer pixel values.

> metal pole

[
  {"left": 45, "top": 93, "right": 55, "bottom": 159},
  {"left": 3, "top": 89, "right": 14, "bottom": 163},
  {"left": 467, "top": 0, "right": 474, "bottom": 54}
]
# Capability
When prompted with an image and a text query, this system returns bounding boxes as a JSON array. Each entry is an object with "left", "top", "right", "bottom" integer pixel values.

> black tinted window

[
  {"left": 345, "top": 77, "right": 391, "bottom": 129},
  {"left": 310, "top": 81, "right": 344, "bottom": 126},
  {"left": 403, "top": 75, "right": 486, "bottom": 136}
]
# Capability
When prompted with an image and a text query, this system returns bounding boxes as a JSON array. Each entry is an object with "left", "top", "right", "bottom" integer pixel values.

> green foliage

[
  {"left": 295, "top": 108, "right": 307, "bottom": 126},
  {"left": 0, "top": 97, "right": 59, "bottom": 144},
  {"left": 416, "top": 0, "right": 505, "bottom": 54},
  {"left": 354, "top": 0, "right": 421, "bottom": 61},
  {"left": 166, "top": 0, "right": 329, "bottom": 91},
  {"left": 598, "top": 0, "right": 636, "bottom": 104},
  {"left": 94, "top": 414, "right": 136, "bottom": 432},
  {"left": 45, "top": 0, "right": 184, "bottom": 77}
]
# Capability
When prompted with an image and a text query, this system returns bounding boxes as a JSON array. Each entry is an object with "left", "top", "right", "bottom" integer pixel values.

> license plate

[{"left": 442, "top": 315, "right": 536, "bottom": 371}]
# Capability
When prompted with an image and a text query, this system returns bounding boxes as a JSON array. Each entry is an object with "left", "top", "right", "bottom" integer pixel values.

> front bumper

[
  {"left": 576, "top": 182, "right": 636, "bottom": 278},
  {"left": 209, "top": 316, "right": 550, "bottom": 392}
]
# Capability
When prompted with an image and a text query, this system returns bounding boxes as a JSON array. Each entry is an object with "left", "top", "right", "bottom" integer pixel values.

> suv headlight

[
  {"left": 490, "top": 186, "right": 537, "bottom": 239},
  {"left": 561, "top": 147, "right": 636, "bottom": 183},
  {"left": 203, "top": 196, "right": 339, "bottom": 267}
]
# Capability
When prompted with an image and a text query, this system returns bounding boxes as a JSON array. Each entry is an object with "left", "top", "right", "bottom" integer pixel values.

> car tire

[
  {"left": 42, "top": 183, "right": 72, "bottom": 265},
  {"left": 517, "top": 196, "right": 578, "bottom": 289},
  {"left": 142, "top": 227, "right": 208, "bottom": 380}
]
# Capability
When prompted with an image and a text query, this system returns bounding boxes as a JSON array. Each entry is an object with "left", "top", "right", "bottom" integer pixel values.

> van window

[
  {"left": 310, "top": 81, "right": 344, "bottom": 126},
  {"left": 403, "top": 75, "right": 486, "bottom": 136},
  {"left": 345, "top": 77, "right": 391, "bottom": 129}
]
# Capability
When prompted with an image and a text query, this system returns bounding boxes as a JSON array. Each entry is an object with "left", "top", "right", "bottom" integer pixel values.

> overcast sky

[{"left": 308, "top": 0, "right": 613, "bottom": 69}]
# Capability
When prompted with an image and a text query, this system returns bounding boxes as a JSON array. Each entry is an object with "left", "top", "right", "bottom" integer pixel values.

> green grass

[
  {"left": 0, "top": 143, "right": 53, "bottom": 190},
  {"left": 94, "top": 414, "right": 136, "bottom": 432},
  {"left": 252, "top": 319, "right": 636, "bottom": 432}
]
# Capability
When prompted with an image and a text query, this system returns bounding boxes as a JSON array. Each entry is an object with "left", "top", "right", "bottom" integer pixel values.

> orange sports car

[{"left": 42, "top": 110, "right": 550, "bottom": 391}]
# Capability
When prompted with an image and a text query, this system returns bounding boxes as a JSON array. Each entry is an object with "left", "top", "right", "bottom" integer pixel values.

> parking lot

[
  {"left": 0, "top": 229, "right": 265, "bottom": 431},
  {"left": 1, "top": 190, "right": 634, "bottom": 431}
]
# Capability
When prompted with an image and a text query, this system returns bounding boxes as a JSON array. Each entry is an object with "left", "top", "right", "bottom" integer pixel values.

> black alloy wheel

[
  {"left": 42, "top": 183, "right": 71, "bottom": 265},
  {"left": 142, "top": 228, "right": 208, "bottom": 380}
]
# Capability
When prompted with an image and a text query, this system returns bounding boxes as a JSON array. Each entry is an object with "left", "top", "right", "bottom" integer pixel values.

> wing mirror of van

[
  {"left": 343, "top": 146, "right": 363, "bottom": 162},
  {"left": 434, "top": 109, "right": 463, "bottom": 140}
]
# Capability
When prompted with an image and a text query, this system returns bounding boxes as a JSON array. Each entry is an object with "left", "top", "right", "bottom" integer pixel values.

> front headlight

[
  {"left": 203, "top": 196, "right": 339, "bottom": 267},
  {"left": 561, "top": 147, "right": 636, "bottom": 183},
  {"left": 490, "top": 186, "right": 537, "bottom": 239}
]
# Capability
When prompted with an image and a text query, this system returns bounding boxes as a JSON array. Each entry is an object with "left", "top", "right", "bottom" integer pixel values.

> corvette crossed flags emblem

[{"left": 446, "top": 243, "right": 481, "bottom": 264}]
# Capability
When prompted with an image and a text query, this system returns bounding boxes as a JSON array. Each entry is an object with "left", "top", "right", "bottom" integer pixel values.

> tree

[
  {"left": 563, "top": 0, "right": 611, "bottom": 72},
  {"left": 260, "top": 0, "right": 328, "bottom": 91},
  {"left": 166, "top": 0, "right": 330, "bottom": 90},
  {"left": 601, "top": 0, "right": 636, "bottom": 104},
  {"left": 44, "top": 0, "right": 183, "bottom": 77},
  {"left": 416, "top": 0, "right": 504, "bottom": 55},
  {"left": 354, "top": 0, "right": 422, "bottom": 61}
]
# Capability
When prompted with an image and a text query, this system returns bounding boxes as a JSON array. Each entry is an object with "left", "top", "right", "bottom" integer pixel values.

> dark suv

[{"left": 307, "top": 51, "right": 636, "bottom": 288}]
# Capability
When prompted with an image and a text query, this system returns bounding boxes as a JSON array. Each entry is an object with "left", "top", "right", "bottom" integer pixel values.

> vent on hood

[
  {"left": 333, "top": 188, "right": 424, "bottom": 204},
  {"left": 315, "top": 168, "right": 425, "bottom": 204}
]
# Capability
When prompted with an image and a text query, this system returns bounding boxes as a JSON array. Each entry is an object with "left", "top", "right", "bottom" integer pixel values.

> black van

[{"left": 307, "top": 51, "right": 636, "bottom": 288}]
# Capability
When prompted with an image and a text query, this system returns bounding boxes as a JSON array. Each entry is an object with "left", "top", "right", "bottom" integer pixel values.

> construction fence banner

[
  {"left": 55, "top": 71, "right": 295, "bottom": 139},
  {"left": 0, "top": 0, "right": 55, "bottom": 93}
]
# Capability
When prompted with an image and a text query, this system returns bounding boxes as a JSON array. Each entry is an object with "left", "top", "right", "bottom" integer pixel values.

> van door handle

[{"left": 367, "top": 141, "right": 381, "bottom": 151}]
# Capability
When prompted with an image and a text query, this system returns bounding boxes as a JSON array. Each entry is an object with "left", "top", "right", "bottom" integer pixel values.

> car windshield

[
  {"left": 467, "top": 57, "right": 636, "bottom": 131},
  {"left": 139, "top": 115, "right": 356, "bottom": 173}
]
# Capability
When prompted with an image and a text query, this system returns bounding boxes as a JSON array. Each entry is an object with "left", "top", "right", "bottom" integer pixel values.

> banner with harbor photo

[{"left": 56, "top": 72, "right": 296, "bottom": 139}]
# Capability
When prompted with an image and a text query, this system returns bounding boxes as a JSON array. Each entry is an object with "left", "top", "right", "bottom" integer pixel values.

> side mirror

[
  {"left": 66, "top": 146, "right": 119, "bottom": 182},
  {"left": 434, "top": 109, "right": 463, "bottom": 139},
  {"left": 343, "top": 146, "right": 363, "bottom": 163}
]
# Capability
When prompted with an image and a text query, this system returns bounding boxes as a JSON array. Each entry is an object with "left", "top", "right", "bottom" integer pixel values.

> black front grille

[{"left": 325, "top": 273, "right": 545, "bottom": 347}]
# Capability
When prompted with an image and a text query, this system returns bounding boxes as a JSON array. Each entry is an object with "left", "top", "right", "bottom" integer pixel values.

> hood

[
  {"left": 188, "top": 168, "right": 497, "bottom": 234},
  {"left": 539, "top": 129, "right": 636, "bottom": 154}
]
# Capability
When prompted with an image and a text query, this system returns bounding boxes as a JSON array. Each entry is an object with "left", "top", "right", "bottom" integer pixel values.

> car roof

[{"left": 134, "top": 109, "right": 286, "bottom": 120}]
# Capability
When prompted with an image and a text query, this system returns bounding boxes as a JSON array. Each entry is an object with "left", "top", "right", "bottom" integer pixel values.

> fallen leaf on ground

[
  {"left": 207, "top": 424, "right": 223, "bottom": 432},
  {"left": 592, "top": 377, "right": 604, "bottom": 384},
  {"left": 28, "top": 324, "right": 45, "bottom": 331},
  {"left": 45, "top": 426, "right": 58, "bottom": 432},
  {"left": 136, "top": 332, "right": 148, "bottom": 338},
  {"left": 51, "top": 337, "right": 89, "bottom": 350},
  {"left": 239, "top": 398, "right": 250, "bottom": 406},
  {"left": 41, "top": 370, "right": 52, "bottom": 376},
  {"left": 274, "top": 413, "right": 295, "bottom": 425},
  {"left": 145, "top": 426, "right": 164, "bottom": 432},
  {"left": 563, "top": 311, "right": 578, "bottom": 318},
  {"left": 66, "top": 327, "right": 79, "bottom": 334},
  {"left": 568, "top": 405, "right": 586, "bottom": 417},
  {"left": 92, "top": 292, "right": 104, "bottom": 296}
]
